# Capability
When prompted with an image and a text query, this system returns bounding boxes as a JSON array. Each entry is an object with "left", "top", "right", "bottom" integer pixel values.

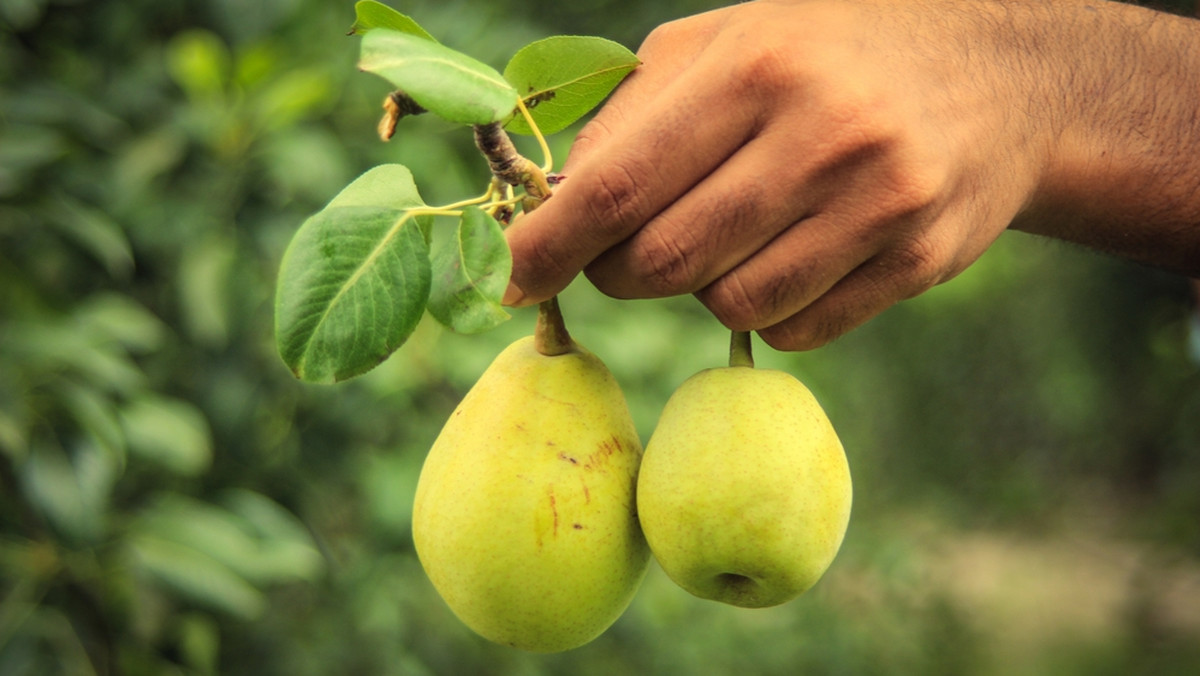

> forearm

[{"left": 1011, "top": 0, "right": 1200, "bottom": 274}]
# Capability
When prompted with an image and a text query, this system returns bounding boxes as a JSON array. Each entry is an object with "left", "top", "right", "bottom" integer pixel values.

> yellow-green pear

[
  {"left": 637, "top": 331, "right": 851, "bottom": 608},
  {"left": 412, "top": 299, "right": 649, "bottom": 653}
]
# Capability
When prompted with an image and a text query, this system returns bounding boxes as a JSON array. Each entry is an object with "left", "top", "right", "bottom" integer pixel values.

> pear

[
  {"left": 637, "top": 331, "right": 851, "bottom": 608},
  {"left": 412, "top": 299, "right": 649, "bottom": 653}
]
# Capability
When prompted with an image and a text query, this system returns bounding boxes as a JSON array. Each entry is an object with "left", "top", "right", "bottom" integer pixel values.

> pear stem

[
  {"left": 535, "top": 296, "right": 574, "bottom": 356},
  {"left": 729, "top": 330, "right": 754, "bottom": 368}
]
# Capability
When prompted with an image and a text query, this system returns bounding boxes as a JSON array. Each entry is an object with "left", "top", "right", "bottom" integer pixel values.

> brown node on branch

[
  {"left": 378, "top": 90, "right": 427, "bottom": 141},
  {"left": 472, "top": 121, "right": 551, "bottom": 201}
]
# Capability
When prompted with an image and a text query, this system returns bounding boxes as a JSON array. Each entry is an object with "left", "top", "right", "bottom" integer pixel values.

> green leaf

[
  {"left": 220, "top": 489, "right": 325, "bottom": 582},
  {"left": 128, "top": 533, "right": 266, "bottom": 620},
  {"left": 0, "top": 408, "right": 26, "bottom": 462},
  {"left": 20, "top": 443, "right": 115, "bottom": 543},
  {"left": 358, "top": 29, "right": 518, "bottom": 126},
  {"left": 177, "top": 614, "right": 220, "bottom": 676},
  {"left": 179, "top": 233, "right": 236, "bottom": 348},
  {"left": 274, "top": 164, "right": 433, "bottom": 383},
  {"left": 503, "top": 36, "right": 639, "bottom": 135},
  {"left": 166, "top": 30, "right": 230, "bottom": 101},
  {"left": 21, "top": 447, "right": 91, "bottom": 539},
  {"left": 6, "top": 320, "right": 146, "bottom": 394},
  {"left": 74, "top": 292, "right": 166, "bottom": 353},
  {"left": 59, "top": 382, "right": 126, "bottom": 468},
  {"left": 349, "top": 1, "right": 436, "bottom": 42},
  {"left": 428, "top": 207, "right": 511, "bottom": 334},
  {"left": 44, "top": 195, "right": 135, "bottom": 278},
  {"left": 252, "top": 68, "right": 335, "bottom": 131},
  {"left": 136, "top": 492, "right": 323, "bottom": 587},
  {"left": 120, "top": 395, "right": 212, "bottom": 476}
]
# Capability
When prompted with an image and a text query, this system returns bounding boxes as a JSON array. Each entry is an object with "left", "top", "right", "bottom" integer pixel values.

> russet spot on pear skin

[{"left": 412, "top": 299, "right": 649, "bottom": 653}]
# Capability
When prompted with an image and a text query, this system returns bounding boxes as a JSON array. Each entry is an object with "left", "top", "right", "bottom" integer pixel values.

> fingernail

[{"left": 502, "top": 280, "right": 526, "bottom": 307}]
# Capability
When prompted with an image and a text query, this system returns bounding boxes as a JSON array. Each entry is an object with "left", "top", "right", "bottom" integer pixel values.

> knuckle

[
  {"left": 814, "top": 93, "right": 944, "bottom": 202},
  {"left": 895, "top": 236, "right": 948, "bottom": 291},
  {"left": 584, "top": 162, "right": 647, "bottom": 233},
  {"left": 759, "top": 318, "right": 838, "bottom": 352},
  {"left": 639, "top": 15, "right": 709, "bottom": 57},
  {"left": 517, "top": 230, "right": 576, "bottom": 291},
  {"left": 758, "top": 289, "right": 872, "bottom": 351},
  {"left": 638, "top": 21, "right": 679, "bottom": 55},
  {"left": 699, "top": 271, "right": 780, "bottom": 331},
  {"left": 879, "top": 155, "right": 949, "bottom": 219},
  {"left": 629, "top": 225, "right": 702, "bottom": 297},
  {"left": 872, "top": 234, "right": 949, "bottom": 298},
  {"left": 729, "top": 44, "right": 796, "bottom": 101},
  {"left": 568, "top": 116, "right": 613, "bottom": 159}
]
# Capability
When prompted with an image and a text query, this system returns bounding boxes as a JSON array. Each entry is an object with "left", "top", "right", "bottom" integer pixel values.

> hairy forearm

[{"left": 1010, "top": 0, "right": 1200, "bottom": 274}]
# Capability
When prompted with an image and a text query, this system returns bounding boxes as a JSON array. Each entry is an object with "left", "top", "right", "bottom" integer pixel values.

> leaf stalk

[{"left": 515, "top": 97, "right": 554, "bottom": 173}]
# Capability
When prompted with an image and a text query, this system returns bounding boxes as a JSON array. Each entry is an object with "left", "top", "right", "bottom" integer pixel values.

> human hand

[{"left": 503, "top": 0, "right": 1053, "bottom": 350}]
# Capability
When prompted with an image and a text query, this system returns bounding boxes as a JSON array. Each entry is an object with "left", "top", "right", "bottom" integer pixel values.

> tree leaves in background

[
  {"left": 128, "top": 534, "right": 268, "bottom": 620},
  {"left": 20, "top": 442, "right": 118, "bottom": 543},
  {"left": 349, "top": 0, "right": 436, "bottom": 42},
  {"left": 275, "top": 164, "right": 433, "bottom": 383},
  {"left": 358, "top": 29, "right": 518, "bottom": 126},
  {"left": 428, "top": 206, "right": 511, "bottom": 334},
  {"left": 128, "top": 490, "right": 323, "bottom": 619},
  {"left": 120, "top": 395, "right": 213, "bottom": 476},
  {"left": 503, "top": 36, "right": 639, "bottom": 135},
  {"left": 45, "top": 196, "right": 135, "bottom": 279}
]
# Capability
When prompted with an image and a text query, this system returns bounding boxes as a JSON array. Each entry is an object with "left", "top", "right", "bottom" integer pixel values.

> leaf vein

[
  {"left": 519, "top": 64, "right": 636, "bottom": 103},
  {"left": 296, "top": 212, "right": 418, "bottom": 375}
]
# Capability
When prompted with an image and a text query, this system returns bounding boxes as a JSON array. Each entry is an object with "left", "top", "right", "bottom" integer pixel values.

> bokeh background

[{"left": 3, "top": 0, "right": 1200, "bottom": 674}]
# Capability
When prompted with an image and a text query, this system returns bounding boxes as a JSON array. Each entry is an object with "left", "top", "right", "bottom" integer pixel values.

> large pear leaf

[
  {"left": 503, "top": 36, "right": 639, "bottom": 135},
  {"left": 359, "top": 29, "right": 517, "bottom": 126},
  {"left": 349, "top": 1, "right": 436, "bottom": 41},
  {"left": 428, "top": 206, "right": 511, "bottom": 334},
  {"left": 275, "top": 164, "right": 432, "bottom": 383}
]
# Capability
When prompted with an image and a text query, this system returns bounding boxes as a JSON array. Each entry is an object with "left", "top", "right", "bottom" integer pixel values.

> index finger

[{"left": 503, "top": 51, "right": 761, "bottom": 307}]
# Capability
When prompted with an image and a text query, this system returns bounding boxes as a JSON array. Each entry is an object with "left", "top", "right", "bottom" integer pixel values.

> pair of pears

[{"left": 411, "top": 301, "right": 853, "bottom": 653}]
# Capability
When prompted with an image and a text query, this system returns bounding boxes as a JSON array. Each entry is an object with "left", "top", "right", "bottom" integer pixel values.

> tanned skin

[{"left": 502, "top": 0, "right": 1200, "bottom": 350}]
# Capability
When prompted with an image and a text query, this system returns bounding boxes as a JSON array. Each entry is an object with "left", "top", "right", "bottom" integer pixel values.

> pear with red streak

[{"left": 412, "top": 299, "right": 649, "bottom": 652}]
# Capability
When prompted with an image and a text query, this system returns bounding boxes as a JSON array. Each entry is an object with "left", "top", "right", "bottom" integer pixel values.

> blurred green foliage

[{"left": 2, "top": 1, "right": 1199, "bottom": 674}]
